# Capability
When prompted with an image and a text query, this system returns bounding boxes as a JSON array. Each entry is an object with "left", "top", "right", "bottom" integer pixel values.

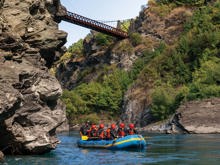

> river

[{"left": 2, "top": 131, "right": 220, "bottom": 165}]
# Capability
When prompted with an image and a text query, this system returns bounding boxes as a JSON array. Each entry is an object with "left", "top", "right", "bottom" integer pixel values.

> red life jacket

[
  {"left": 118, "top": 128, "right": 126, "bottom": 137},
  {"left": 87, "top": 127, "right": 98, "bottom": 137},
  {"left": 106, "top": 128, "right": 111, "bottom": 139},
  {"left": 99, "top": 130, "right": 105, "bottom": 139},
  {"left": 128, "top": 129, "right": 135, "bottom": 135}
]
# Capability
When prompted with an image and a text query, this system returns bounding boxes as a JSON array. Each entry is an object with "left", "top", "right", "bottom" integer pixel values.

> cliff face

[
  {"left": 121, "top": 6, "right": 193, "bottom": 127},
  {"left": 0, "top": 0, "right": 67, "bottom": 154}
]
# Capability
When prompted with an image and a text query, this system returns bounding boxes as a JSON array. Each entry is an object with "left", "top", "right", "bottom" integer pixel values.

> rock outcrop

[
  {"left": 142, "top": 98, "right": 220, "bottom": 134},
  {"left": 133, "top": 6, "right": 193, "bottom": 44},
  {"left": 0, "top": 0, "right": 67, "bottom": 154},
  {"left": 173, "top": 98, "right": 220, "bottom": 133}
]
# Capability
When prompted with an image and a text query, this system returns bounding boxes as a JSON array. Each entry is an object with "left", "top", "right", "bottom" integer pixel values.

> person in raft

[
  {"left": 87, "top": 124, "right": 98, "bottom": 138},
  {"left": 117, "top": 123, "right": 127, "bottom": 137},
  {"left": 106, "top": 123, "right": 118, "bottom": 140},
  {"left": 127, "top": 123, "right": 138, "bottom": 135},
  {"left": 80, "top": 121, "right": 91, "bottom": 136},
  {"left": 97, "top": 123, "right": 106, "bottom": 139}
]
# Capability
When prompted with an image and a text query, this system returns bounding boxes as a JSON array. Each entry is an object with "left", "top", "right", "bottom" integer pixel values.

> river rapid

[{"left": 2, "top": 131, "right": 220, "bottom": 165}]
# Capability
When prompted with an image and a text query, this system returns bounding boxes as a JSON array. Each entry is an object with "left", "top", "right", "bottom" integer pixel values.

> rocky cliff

[{"left": 0, "top": 0, "right": 67, "bottom": 154}]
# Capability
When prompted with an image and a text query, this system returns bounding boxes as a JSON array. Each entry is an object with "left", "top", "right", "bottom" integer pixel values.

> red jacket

[
  {"left": 97, "top": 128, "right": 105, "bottom": 139},
  {"left": 117, "top": 128, "right": 126, "bottom": 137}
]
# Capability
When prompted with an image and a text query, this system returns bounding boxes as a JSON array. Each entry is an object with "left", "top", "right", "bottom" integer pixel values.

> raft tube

[{"left": 77, "top": 134, "right": 146, "bottom": 150}]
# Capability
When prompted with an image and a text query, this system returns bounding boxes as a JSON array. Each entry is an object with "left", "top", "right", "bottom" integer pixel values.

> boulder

[
  {"left": 141, "top": 98, "right": 220, "bottom": 134},
  {"left": 174, "top": 98, "right": 220, "bottom": 133}
]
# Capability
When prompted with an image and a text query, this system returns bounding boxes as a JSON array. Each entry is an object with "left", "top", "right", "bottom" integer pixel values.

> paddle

[
  {"left": 81, "top": 136, "right": 101, "bottom": 141},
  {"left": 81, "top": 136, "right": 88, "bottom": 140}
]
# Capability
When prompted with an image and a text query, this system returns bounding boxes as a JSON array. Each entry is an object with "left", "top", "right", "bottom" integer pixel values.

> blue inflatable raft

[{"left": 77, "top": 135, "right": 146, "bottom": 150}]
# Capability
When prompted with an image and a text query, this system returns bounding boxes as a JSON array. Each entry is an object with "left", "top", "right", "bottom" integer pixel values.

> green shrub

[
  {"left": 172, "top": 85, "right": 190, "bottom": 110},
  {"left": 59, "top": 52, "right": 72, "bottom": 62},
  {"left": 120, "top": 20, "right": 131, "bottom": 32},
  {"left": 61, "top": 90, "right": 89, "bottom": 117},
  {"left": 79, "top": 113, "right": 100, "bottom": 125},
  {"left": 187, "top": 83, "right": 220, "bottom": 100},
  {"left": 115, "top": 40, "right": 133, "bottom": 54},
  {"left": 185, "top": 57, "right": 220, "bottom": 100},
  {"left": 62, "top": 69, "right": 131, "bottom": 121},
  {"left": 192, "top": 57, "right": 220, "bottom": 85},
  {"left": 94, "top": 33, "right": 114, "bottom": 47},
  {"left": 67, "top": 39, "right": 84, "bottom": 56},
  {"left": 129, "top": 32, "right": 142, "bottom": 46},
  {"left": 129, "top": 44, "right": 164, "bottom": 81},
  {"left": 151, "top": 86, "right": 176, "bottom": 120},
  {"left": 74, "top": 82, "right": 110, "bottom": 111}
]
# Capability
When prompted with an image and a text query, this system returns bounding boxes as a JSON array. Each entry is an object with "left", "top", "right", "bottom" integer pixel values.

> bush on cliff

[
  {"left": 151, "top": 85, "right": 176, "bottom": 120},
  {"left": 94, "top": 33, "right": 114, "bottom": 47},
  {"left": 130, "top": 32, "right": 142, "bottom": 46},
  {"left": 68, "top": 39, "right": 84, "bottom": 55}
]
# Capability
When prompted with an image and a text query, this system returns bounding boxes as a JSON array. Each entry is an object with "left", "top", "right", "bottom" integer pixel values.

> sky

[{"left": 59, "top": 0, "right": 148, "bottom": 47}]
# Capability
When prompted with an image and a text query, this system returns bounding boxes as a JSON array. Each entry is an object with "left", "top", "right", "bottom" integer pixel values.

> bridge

[{"left": 61, "top": 11, "right": 128, "bottom": 39}]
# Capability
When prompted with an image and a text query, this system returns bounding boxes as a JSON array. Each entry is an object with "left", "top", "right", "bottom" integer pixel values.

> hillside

[{"left": 55, "top": 0, "right": 220, "bottom": 133}]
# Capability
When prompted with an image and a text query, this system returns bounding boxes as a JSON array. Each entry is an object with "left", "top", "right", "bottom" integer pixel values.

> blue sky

[{"left": 59, "top": 0, "right": 148, "bottom": 47}]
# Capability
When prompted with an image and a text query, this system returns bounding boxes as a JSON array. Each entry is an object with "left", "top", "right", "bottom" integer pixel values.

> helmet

[
  {"left": 129, "top": 123, "right": 134, "bottom": 129},
  {"left": 111, "top": 123, "right": 116, "bottom": 129},
  {"left": 99, "top": 124, "right": 104, "bottom": 129},
  {"left": 119, "top": 123, "right": 125, "bottom": 128},
  {"left": 91, "top": 124, "right": 96, "bottom": 129}
]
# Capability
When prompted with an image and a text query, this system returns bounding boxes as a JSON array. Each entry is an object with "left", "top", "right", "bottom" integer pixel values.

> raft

[{"left": 77, "top": 135, "right": 146, "bottom": 150}]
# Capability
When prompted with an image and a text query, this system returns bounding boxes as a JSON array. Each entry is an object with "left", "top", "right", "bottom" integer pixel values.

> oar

[
  {"left": 81, "top": 136, "right": 101, "bottom": 141},
  {"left": 81, "top": 136, "right": 88, "bottom": 140}
]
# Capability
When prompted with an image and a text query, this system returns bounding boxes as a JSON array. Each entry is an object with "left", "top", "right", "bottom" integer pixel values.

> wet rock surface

[{"left": 0, "top": 0, "right": 68, "bottom": 154}]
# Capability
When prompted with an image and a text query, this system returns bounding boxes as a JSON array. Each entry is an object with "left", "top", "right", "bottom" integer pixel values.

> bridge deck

[{"left": 61, "top": 11, "right": 128, "bottom": 39}]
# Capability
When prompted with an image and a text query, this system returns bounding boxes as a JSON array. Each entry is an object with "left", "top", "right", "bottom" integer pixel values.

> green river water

[{"left": 2, "top": 131, "right": 220, "bottom": 165}]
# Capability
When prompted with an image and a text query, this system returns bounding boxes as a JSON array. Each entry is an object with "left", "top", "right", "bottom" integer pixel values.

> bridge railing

[{"left": 62, "top": 11, "right": 128, "bottom": 39}]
